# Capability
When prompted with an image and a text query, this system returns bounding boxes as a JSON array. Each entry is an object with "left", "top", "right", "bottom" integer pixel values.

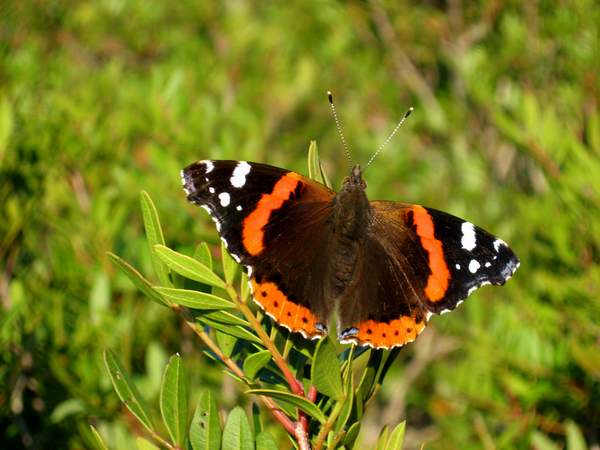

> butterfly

[{"left": 180, "top": 157, "right": 519, "bottom": 349}]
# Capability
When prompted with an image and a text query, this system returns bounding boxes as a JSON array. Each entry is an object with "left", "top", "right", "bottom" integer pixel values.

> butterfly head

[{"left": 342, "top": 164, "right": 367, "bottom": 191}]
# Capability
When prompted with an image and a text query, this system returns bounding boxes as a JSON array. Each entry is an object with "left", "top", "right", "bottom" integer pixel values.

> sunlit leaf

[
  {"left": 140, "top": 191, "right": 171, "bottom": 286},
  {"left": 154, "top": 287, "right": 234, "bottom": 309},
  {"left": 160, "top": 354, "right": 189, "bottom": 447},
  {"left": 222, "top": 407, "right": 253, "bottom": 450},
  {"left": 154, "top": 245, "right": 225, "bottom": 288},
  {"left": 246, "top": 389, "right": 326, "bottom": 424},
  {"left": 190, "top": 390, "right": 222, "bottom": 450}
]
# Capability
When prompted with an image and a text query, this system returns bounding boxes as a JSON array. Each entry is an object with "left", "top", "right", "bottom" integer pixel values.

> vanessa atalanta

[{"left": 181, "top": 158, "right": 519, "bottom": 349}]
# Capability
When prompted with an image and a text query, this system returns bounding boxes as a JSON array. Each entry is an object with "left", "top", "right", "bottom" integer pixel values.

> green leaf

[
  {"left": 344, "top": 422, "right": 361, "bottom": 448},
  {"left": 140, "top": 191, "right": 171, "bottom": 286},
  {"left": 222, "top": 240, "right": 238, "bottom": 285},
  {"left": 216, "top": 331, "right": 237, "bottom": 357},
  {"left": 107, "top": 252, "right": 166, "bottom": 306},
  {"left": 200, "top": 317, "right": 262, "bottom": 345},
  {"left": 240, "top": 272, "right": 250, "bottom": 302},
  {"left": 246, "top": 389, "right": 326, "bottom": 424},
  {"left": 311, "top": 336, "right": 344, "bottom": 400},
  {"left": 203, "top": 310, "right": 249, "bottom": 327},
  {"left": 135, "top": 437, "right": 160, "bottom": 450},
  {"left": 385, "top": 421, "right": 406, "bottom": 450},
  {"left": 565, "top": 421, "right": 587, "bottom": 450},
  {"left": 190, "top": 390, "right": 222, "bottom": 450},
  {"left": 531, "top": 431, "right": 560, "bottom": 450},
  {"left": 376, "top": 425, "right": 390, "bottom": 450},
  {"left": 103, "top": 350, "right": 154, "bottom": 434},
  {"left": 334, "top": 373, "right": 354, "bottom": 434},
  {"left": 256, "top": 431, "right": 278, "bottom": 450},
  {"left": 194, "top": 242, "right": 213, "bottom": 270},
  {"left": 307, "top": 140, "right": 331, "bottom": 188},
  {"left": 0, "top": 95, "right": 14, "bottom": 158},
  {"left": 154, "top": 287, "right": 234, "bottom": 309},
  {"left": 222, "top": 407, "right": 254, "bottom": 450},
  {"left": 154, "top": 245, "right": 226, "bottom": 288},
  {"left": 88, "top": 425, "right": 109, "bottom": 450},
  {"left": 160, "top": 354, "right": 189, "bottom": 447},
  {"left": 243, "top": 350, "right": 272, "bottom": 379}
]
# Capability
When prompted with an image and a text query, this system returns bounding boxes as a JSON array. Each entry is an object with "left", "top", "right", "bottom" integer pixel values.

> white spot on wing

[
  {"left": 203, "top": 160, "right": 214, "bottom": 173},
  {"left": 230, "top": 161, "right": 251, "bottom": 188},
  {"left": 493, "top": 239, "right": 506, "bottom": 252},
  {"left": 218, "top": 192, "right": 230, "bottom": 207},
  {"left": 209, "top": 187, "right": 215, "bottom": 193},
  {"left": 455, "top": 263, "right": 461, "bottom": 270},
  {"left": 236, "top": 205, "right": 242, "bottom": 211},
  {"left": 485, "top": 262, "right": 491, "bottom": 268},
  {"left": 468, "top": 259, "right": 480, "bottom": 273},
  {"left": 461, "top": 222, "right": 477, "bottom": 251}
]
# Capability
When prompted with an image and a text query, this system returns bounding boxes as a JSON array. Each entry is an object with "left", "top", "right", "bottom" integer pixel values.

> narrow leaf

[
  {"left": 344, "top": 422, "right": 361, "bottom": 448},
  {"left": 200, "top": 317, "right": 262, "bottom": 345},
  {"left": 222, "top": 407, "right": 253, "bottom": 450},
  {"left": 376, "top": 425, "right": 390, "bottom": 450},
  {"left": 256, "top": 431, "right": 278, "bottom": 450},
  {"left": 240, "top": 272, "right": 250, "bottom": 302},
  {"left": 334, "top": 373, "right": 354, "bottom": 434},
  {"left": 246, "top": 389, "right": 326, "bottom": 424},
  {"left": 565, "top": 421, "right": 587, "bottom": 450},
  {"left": 385, "top": 421, "right": 406, "bottom": 450},
  {"left": 154, "top": 287, "right": 234, "bottom": 309},
  {"left": 243, "top": 350, "right": 272, "bottom": 379},
  {"left": 103, "top": 350, "right": 154, "bottom": 433},
  {"left": 88, "top": 425, "right": 109, "bottom": 450},
  {"left": 160, "top": 354, "right": 189, "bottom": 447},
  {"left": 221, "top": 240, "right": 238, "bottom": 285},
  {"left": 312, "top": 336, "right": 344, "bottom": 400},
  {"left": 140, "top": 191, "right": 171, "bottom": 286},
  {"left": 135, "top": 438, "right": 160, "bottom": 450},
  {"left": 194, "top": 242, "right": 213, "bottom": 270},
  {"left": 154, "top": 245, "right": 225, "bottom": 288},
  {"left": 531, "top": 431, "right": 560, "bottom": 450},
  {"left": 107, "top": 252, "right": 166, "bottom": 306},
  {"left": 216, "top": 331, "right": 237, "bottom": 357},
  {"left": 203, "top": 310, "right": 249, "bottom": 327},
  {"left": 307, "top": 140, "right": 331, "bottom": 188},
  {"left": 190, "top": 390, "right": 222, "bottom": 450}
]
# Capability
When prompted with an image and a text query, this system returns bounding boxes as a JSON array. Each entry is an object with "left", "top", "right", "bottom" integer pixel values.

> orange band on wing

[
  {"left": 351, "top": 316, "right": 427, "bottom": 348},
  {"left": 250, "top": 278, "right": 323, "bottom": 338},
  {"left": 410, "top": 205, "right": 450, "bottom": 302},
  {"left": 242, "top": 172, "right": 302, "bottom": 255}
]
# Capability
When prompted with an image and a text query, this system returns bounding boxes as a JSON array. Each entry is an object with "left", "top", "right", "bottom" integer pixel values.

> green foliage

[{"left": 1, "top": 1, "right": 599, "bottom": 448}]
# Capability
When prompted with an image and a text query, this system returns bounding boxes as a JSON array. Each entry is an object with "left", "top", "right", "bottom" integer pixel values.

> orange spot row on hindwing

[
  {"left": 354, "top": 316, "right": 426, "bottom": 348},
  {"left": 242, "top": 172, "right": 302, "bottom": 255},
  {"left": 409, "top": 205, "right": 451, "bottom": 302},
  {"left": 250, "top": 278, "right": 321, "bottom": 338}
]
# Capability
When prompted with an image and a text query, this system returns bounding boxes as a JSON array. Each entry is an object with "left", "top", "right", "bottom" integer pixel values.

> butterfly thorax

[{"left": 328, "top": 165, "right": 371, "bottom": 297}]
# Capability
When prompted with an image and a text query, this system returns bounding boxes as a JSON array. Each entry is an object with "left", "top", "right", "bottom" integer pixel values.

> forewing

[{"left": 182, "top": 160, "right": 335, "bottom": 338}]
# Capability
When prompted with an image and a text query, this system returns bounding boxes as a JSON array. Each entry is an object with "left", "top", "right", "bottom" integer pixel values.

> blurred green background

[{"left": 1, "top": 1, "right": 599, "bottom": 448}]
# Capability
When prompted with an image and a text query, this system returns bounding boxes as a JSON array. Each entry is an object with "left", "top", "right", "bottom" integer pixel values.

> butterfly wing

[
  {"left": 182, "top": 160, "right": 336, "bottom": 338},
  {"left": 338, "top": 201, "right": 519, "bottom": 349}
]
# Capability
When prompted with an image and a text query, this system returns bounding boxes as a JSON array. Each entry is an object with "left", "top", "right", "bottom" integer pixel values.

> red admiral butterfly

[{"left": 181, "top": 101, "right": 519, "bottom": 349}]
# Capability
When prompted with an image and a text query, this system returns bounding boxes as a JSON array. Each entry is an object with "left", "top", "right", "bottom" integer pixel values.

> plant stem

[
  {"left": 180, "top": 309, "right": 297, "bottom": 435},
  {"left": 224, "top": 284, "right": 312, "bottom": 447},
  {"left": 314, "top": 398, "right": 346, "bottom": 450},
  {"left": 225, "top": 285, "right": 305, "bottom": 396}
]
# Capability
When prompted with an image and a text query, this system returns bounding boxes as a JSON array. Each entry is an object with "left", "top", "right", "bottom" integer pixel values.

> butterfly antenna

[
  {"left": 365, "top": 107, "right": 414, "bottom": 168},
  {"left": 328, "top": 91, "right": 353, "bottom": 166}
]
